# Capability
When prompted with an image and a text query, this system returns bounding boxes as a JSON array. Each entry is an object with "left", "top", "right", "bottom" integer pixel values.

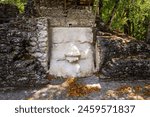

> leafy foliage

[
  {"left": 98, "top": 0, "right": 150, "bottom": 40},
  {"left": 0, "top": 0, "right": 27, "bottom": 12}
]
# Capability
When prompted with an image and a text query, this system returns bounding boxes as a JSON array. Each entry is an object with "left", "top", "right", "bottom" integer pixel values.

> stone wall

[
  {"left": 24, "top": 0, "right": 95, "bottom": 27},
  {"left": 96, "top": 31, "right": 150, "bottom": 80},
  {"left": 0, "top": 17, "right": 50, "bottom": 87},
  {"left": 40, "top": 8, "right": 95, "bottom": 27},
  {"left": 27, "top": 18, "right": 49, "bottom": 71}
]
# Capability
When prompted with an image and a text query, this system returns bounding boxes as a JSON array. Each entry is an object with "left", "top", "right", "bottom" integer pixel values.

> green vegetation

[
  {"left": 96, "top": 0, "right": 150, "bottom": 40},
  {"left": 0, "top": 0, "right": 27, "bottom": 12}
]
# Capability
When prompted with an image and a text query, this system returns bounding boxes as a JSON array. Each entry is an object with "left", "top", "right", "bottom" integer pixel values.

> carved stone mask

[{"left": 49, "top": 27, "right": 95, "bottom": 78}]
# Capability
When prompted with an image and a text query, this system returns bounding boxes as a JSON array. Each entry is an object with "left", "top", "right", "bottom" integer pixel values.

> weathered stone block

[
  {"left": 96, "top": 32, "right": 150, "bottom": 80},
  {"left": 49, "top": 27, "right": 95, "bottom": 77}
]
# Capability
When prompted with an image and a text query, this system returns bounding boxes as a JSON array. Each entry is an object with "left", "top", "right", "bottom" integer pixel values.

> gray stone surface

[
  {"left": 0, "top": 76, "right": 149, "bottom": 100},
  {"left": 96, "top": 31, "right": 150, "bottom": 80},
  {"left": 0, "top": 17, "right": 50, "bottom": 87},
  {"left": 42, "top": 8, "right": 95, "bottom": 27},
  {"left": 24, "top": 0, "right": 95, "bottom": 26},
  {"left": 27, "top": 18, "right": 49, "bottom": 71}
]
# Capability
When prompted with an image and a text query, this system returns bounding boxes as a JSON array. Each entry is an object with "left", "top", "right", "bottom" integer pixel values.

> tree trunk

[
  {"left": 106, "top": 0, "right": 120, "bottom": 29},
  {"left": 123, "top": 8, "right": 132, "bottom": 35},
  {"left": 99, "top": 0, "right": 103, "bottom": 18}
]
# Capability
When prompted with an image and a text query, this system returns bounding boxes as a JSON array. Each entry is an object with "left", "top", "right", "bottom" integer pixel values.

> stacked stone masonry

[
  {"left": 0, "top": 18, "right": 49, "bottom": 87},
  {"left": 40, "top": 7, "right": 95, "bottom": 27},
  {"left": 96, "top": 32, "right": 150, "bottom": 80},
  {"left": 25, "top": 0, "right": 95, "bottom": 27}
]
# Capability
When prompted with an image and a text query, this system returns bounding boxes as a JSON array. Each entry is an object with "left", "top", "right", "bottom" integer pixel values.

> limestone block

[
  {"left": 76, "top": 76, "right": 101, "bottom": 88},
  {"left": 51, "top": 43, "right": 93, "bottom": 60},
  {"left": 51, "top": 27, "right": 93, "bottom": 43},
  {"left": 49, "top": 27, "right": 95, "bottom": 77}
]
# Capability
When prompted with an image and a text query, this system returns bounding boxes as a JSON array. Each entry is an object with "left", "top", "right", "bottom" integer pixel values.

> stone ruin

[{"left": 0, "top": 0, "right": 150, "bottom": 87}]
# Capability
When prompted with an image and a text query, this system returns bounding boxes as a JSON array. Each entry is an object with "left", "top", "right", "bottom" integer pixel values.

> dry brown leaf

[
  {"left": 106, "top": 90, "right": 117, "bottom": 98},
  {"left": 64, "top": 78, "right": 100, "bottom": 97},
  {"left": 133, "top": 85, "right": 142, "bottom": 93},
  {"left": 128, "top": 94, "right": 144, "bottom": 100},
  {"left": 116, "top": 85, "right": 132, "bottom": 95},
  {"left": 143, "top": 90, "right": 150, "bottom": 97},
  {"left": 144, "top": 84, "right": 150, "bottom": 90}
]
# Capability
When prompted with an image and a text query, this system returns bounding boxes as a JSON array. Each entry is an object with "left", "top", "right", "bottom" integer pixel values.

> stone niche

[
  {"left": 44, "top": 0, "right": 96, "bottom": 78},
  {"left": 49, "top": 27, "right": 95, "bottom": 77}
]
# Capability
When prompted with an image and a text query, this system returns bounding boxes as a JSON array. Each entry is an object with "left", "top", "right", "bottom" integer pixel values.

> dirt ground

[{"left": 0, "top": 76, "right": 150, "bottom": 100}]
